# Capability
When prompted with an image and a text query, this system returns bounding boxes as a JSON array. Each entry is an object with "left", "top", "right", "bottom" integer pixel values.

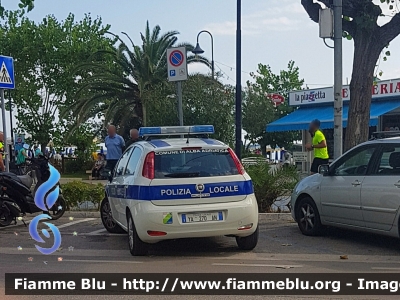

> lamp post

[
  {"left": 235, "top": 0, "right": 242, "bottom": 159},
  {"left": 192, "top": 30, "right": 214, "bottom": 80}
]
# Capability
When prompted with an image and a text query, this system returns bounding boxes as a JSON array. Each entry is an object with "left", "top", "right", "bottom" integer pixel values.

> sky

[{"left": 1, "top": 0, "right": 400, "bottom": 139}]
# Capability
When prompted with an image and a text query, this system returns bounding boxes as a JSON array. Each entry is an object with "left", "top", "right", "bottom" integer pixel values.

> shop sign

[{"left": 289, "top": 78, "right": 400, "bottom": 106}]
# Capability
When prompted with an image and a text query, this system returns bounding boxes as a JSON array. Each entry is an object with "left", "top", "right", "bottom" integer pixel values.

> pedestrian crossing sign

[{"left": 0, "top": 55, "right": 15, "bottom": 89}]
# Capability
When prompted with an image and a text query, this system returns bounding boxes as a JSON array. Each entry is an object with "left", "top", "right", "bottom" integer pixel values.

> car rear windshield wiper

[{"left": 164, "top": 172, "right": 200, "bottom": 178}]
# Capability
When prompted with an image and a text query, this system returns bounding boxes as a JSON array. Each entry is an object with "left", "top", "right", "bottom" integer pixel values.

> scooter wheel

[
  {"left": 45, "top": 195, "right": 66, "bottom": 220},
  {"left": 0, "top": 209, "right": 13, "bottom": 227}
]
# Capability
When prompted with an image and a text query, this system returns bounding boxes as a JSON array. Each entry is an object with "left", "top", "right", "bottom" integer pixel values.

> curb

[
  {"left": 63, "top": 211, "right": 100, "bottom": 218},
  {"left": 258, "top": 213, "right": 293, "bottom": 222}
]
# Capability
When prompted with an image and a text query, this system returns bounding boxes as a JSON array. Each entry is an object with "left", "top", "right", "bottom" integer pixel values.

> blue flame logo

[
  {"left": 34, "top": 164, "right": 60, "bottom": 211},
  {"left": 28, "top": 164, "right": 62, "bottom": 255},
  {"left": 29, "top": 214, "right": 61, "bottom": 255}
]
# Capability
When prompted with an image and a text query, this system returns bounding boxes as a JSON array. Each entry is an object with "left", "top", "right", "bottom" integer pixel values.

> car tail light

[
  {"left": 228, "top": 148, "right": 245, "bottom": 175},
  {"left": 147, "top": 230, "right": 167, "bottom": 236},
  {"left": 142, "top": 152, "right": 155, "bottom": 179},
  {"left": 238, "top": 223, "right": 253, "bottom": 230}
]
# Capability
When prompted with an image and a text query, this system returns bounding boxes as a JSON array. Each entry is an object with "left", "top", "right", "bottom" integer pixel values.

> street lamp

[
  {"left": 192, "top": 30, "right": 214, "bottom": 80},
  {"left": 235, "top": 0, "right": 242, "bottom": 159}
]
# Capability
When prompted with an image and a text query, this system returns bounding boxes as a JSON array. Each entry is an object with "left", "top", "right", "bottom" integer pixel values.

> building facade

[{"left": 266, "top": 78, "right": 400, "bottom": 172}]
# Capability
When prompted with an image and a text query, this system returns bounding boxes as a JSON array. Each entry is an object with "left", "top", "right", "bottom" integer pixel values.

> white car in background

[
  {"left": 100, "top": 125, "right": 259, "bottom": 256},
  {"left": 291, "top": 133, "right": 400, "bottom": 239}
]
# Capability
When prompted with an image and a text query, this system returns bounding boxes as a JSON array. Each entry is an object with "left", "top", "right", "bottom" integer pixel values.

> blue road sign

[
  {"left": 170, "top": 70, "right": 176, "bottom": 77},
  {"left": 0, "top": 55, "right": 15, "bottom": 89},
  {"left": 169, "top": 50, "right": 184, "bottom": 67}
]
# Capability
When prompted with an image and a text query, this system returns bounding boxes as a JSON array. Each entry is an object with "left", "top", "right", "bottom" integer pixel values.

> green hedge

[
  {"left": 64, "top": 159, "right": 94, "bottom": 174},
  {"left": 61, "top": 181, "right": 104, "bottom": 210},
  {"left": 246, "top": 162, "right": 299, "bottom": 213}
]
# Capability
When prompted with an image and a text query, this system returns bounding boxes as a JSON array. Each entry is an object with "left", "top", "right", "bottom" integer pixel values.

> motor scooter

[{"left": 0, "top": 156, "right": 65, "bottom": 227}]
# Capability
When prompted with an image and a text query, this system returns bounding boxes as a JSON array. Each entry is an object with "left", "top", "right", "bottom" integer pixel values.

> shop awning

[{"left": 266, "top": 101, "right": 400, "bottom": 132}]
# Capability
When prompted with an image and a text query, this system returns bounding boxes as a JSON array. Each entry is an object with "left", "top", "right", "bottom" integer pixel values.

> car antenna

[{"left": 186, "top": 127, "right": 191, "bottom": 144}]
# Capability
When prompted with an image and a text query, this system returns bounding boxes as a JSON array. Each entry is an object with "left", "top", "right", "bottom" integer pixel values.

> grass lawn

[{"left": 61, "top": 172, "right": 88, "bottom": 179}]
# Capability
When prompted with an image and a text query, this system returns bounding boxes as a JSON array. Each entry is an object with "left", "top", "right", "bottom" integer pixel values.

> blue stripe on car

[
  {"left": 148, "top": 140, "right": 170, "bottom": 148},
  {"left": 201, "top": 138, "right": 222, "bottom": 145},
  {"left": 107, "top": 180, "right": 253, "bottom": 201}
]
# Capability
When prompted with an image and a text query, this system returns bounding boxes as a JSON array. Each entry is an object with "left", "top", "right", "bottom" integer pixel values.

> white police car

[{"left": 100, "top": 125, "right": 259, "bottom": 256}]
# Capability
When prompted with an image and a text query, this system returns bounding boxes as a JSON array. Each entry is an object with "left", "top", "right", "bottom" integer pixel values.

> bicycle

[{"left": 16, "top": 159, "right": 35, "bottom": 179}]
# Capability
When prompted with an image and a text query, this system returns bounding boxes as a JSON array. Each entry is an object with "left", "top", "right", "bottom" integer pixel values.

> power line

[
  {"left": 214, "top": 63, "right": 236, "bottom": 83},
  {"left": 215, "top": 60, "right": 251, "bottom": 75}
]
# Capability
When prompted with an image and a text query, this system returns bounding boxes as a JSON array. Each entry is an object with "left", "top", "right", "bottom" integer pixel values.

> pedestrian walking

[
  {"left": 16, "top": 144, "right": 30, "bottom": 166},
  {"left": 104, "top": 125, "right": 125, "bottom": 173},
  {"left": 305, "top": 119, "right": 329, "bottom": 175},
  {"left": 125, "top": 128, "right": 141, "bottom": 149}
]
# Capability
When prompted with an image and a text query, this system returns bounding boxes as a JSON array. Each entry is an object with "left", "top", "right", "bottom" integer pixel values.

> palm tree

[{"left": 71, "top": 21, "right": 210, "bottom": 127}]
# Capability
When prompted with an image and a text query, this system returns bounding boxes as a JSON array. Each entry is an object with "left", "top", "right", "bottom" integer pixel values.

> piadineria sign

[{"left": 288, "top": 78, "right": 400, "bottom": 106}]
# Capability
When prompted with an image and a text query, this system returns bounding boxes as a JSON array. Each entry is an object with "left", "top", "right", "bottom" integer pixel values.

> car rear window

[{"left": 154, "top": 149, "right": 239, "bottom": 178}]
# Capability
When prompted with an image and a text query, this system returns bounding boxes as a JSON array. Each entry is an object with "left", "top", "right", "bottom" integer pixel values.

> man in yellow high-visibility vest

[
  {"left": 306, "top": 119, "right": 329, "bottom": 175},
  {"left": 0, "top": 132, "right": 5, "bottom": 172}
]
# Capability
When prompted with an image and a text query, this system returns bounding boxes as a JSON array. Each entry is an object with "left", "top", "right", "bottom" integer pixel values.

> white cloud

[{"left": 205, "top": 1, "right": 307, "bottom": 36}]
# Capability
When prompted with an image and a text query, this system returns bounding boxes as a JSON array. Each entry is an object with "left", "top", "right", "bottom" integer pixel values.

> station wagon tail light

[
  {"left": 142, "top": 152, "right": 155, "bottom": 179},
  {"left": 228, "top": 148, "right": 245, "bottom": 175}
]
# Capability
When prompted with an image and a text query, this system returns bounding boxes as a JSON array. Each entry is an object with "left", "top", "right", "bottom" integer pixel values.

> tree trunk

[
  {"left": 344, "top": 31, "right": 383, "bottom": 151},
  {"left": 142, "top": 102, "right": 147, "bottom": 126}
]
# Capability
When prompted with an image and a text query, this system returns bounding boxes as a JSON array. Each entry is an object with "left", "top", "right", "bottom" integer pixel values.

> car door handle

[
  {"left": 394, "top": 182, "right": 400, "bottom": 188},
  {"left": 351, "top": 180, "right": 361, "bottom": 186}
]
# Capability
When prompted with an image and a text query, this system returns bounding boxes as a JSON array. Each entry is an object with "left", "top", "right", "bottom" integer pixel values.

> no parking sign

[{"left": 167, "top": 47, "right": 188, "bottom": 82}]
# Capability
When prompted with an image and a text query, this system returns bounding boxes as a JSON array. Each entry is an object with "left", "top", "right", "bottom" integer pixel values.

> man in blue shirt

[{"left": 105, "top": 125, "right": 125, "bottom": 173}]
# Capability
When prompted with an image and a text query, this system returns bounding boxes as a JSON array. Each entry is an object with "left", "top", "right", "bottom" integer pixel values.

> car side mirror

[
  {"left": 107, "top": 170, "right": 113, "bottom": 182},
  {"left": 318, "top": 164, "right": 330, "bottom": 176}
]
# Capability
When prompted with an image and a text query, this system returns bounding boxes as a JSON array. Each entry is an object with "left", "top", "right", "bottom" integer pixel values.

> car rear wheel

[
  {"left": 127, "top": 212, "right": 149, "bottom": 256},
  {"left": 296, "top": 196, "right": 322, "bottom": 236},
  {"left": 100, "top": 197, "right": 125, "bottom": 233},
  {"left": 236, "top": 226, "right": 259, "bottom": 250}
]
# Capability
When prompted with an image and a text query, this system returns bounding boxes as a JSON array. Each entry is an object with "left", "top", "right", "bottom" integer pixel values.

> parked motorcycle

[{"left": 0, "top": 156, "right": 65, "bottom": 227}]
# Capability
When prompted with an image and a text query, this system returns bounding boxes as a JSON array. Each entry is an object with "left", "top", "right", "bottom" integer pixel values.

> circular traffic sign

[
  {"left": 268, "top": 93, "right": 285, "bottom": 106},
  {"left": 169, "top": 50, "right": 184, "bottom": 67}
]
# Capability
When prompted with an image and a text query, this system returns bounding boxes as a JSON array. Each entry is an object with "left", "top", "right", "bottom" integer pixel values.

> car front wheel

[
  {"left": 100, "top": 197, "right": 125, "bottom": 233},
  {"left": 296, "top": 196, "right": 323, "bottom": 236},
  {"left": 127, "top": 212, "right": 149, "bottom": 256},
  {"left": 236, "top": 226, "right": 259, "bottom": 250}
]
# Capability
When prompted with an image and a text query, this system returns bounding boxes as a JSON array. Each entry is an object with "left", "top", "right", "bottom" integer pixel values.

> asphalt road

[{"left": 1, "top": 212, "right": 400, "bottom": 300}]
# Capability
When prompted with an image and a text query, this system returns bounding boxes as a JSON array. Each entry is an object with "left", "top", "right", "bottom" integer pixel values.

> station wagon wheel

[
  {"left": 100, "top": 197, "right": 125, "bottom": 233},
  {"left": 296, "top": 196, "right": 322, "bottom": 236},
  {"left": 127, "top": 212, "right": 149, "bottom": 256}
]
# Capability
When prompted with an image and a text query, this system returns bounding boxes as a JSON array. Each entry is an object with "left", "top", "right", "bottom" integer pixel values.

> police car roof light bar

[{"left": 139, "top": 125, "right": 214, "bottom": 136}]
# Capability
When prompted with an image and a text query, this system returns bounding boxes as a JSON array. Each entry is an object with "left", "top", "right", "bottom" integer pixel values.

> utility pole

[
  {"left": 333, "top": 0, "right": 343, "bottom": 158},
  {"left": 235, "top": 0, "right": 242, "bottom": 159},
  {"left": 1, "top": 89, "right": 9, "bottom": 172}
]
